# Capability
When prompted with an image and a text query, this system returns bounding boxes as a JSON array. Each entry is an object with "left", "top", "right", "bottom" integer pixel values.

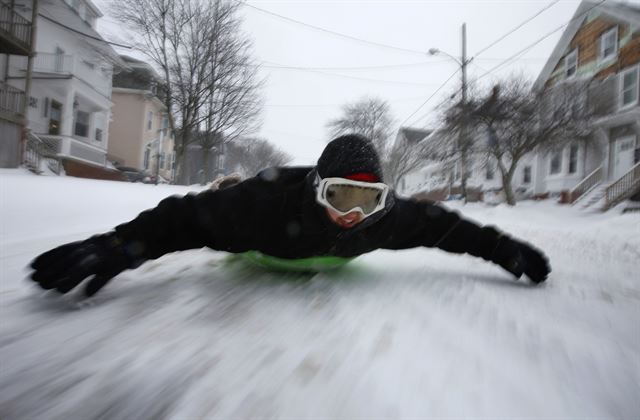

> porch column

[
  {"left": 102, "top": 110, "right": 110, "bottom": 150},
  {"left": 60, "top": 89, "right": 75, "bottom": 137},
  {"left": 88, "top": 112, "right": 96, "bottom": 143},
  {"left": 595, "top": 127, "right": 610, "bottom": 181}
]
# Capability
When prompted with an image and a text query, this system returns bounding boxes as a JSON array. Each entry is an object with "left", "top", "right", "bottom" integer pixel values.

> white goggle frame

[{"left": 315, "top": 176, "right": 389, "bottom": 217}]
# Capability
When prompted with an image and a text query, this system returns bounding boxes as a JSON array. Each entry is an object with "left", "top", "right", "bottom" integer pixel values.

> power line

[
  {"left": 475, "top": 0, "right": 607, "bottom": 82},
  {"left": 400, "top": 68, "right": 460, "bottom": 128},
  {"left": 265, "top": 95, "right": 431, "bottom": 108},
  {"left": 261, "top": 63, "right": 444, "bottom": 87},
  {"left": 411, "top": 85, "right": 463, "bottom": 127},
  {"left": 39, "top": 13, "right": 132, "bottom": 49},
  {"left": 473, "top": 0, "right": 561, "bottom": 57},
  {"left": 260, "top": 60, "right": 450, "bottom": 71},
  {"left": 237, "top": 1, "right": 428, "bottom": 56}
]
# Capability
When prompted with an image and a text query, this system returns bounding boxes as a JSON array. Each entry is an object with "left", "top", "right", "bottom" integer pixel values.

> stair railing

[
  {"left": 570, "top": 166, "right": 603, "bottom": 204},
  {"left": 604, "top": 162, "right": 640, "bottom": 210},
  {"left": 24, "top": 132, "right": 62, "bottom": 175}
]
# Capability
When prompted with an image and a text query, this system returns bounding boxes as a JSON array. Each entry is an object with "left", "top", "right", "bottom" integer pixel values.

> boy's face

[{"left": 325, "top": 207, "right": 365, "bottom": 229}]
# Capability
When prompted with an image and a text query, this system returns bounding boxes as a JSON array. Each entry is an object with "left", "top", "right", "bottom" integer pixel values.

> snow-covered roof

[
  {"left": 533, "top": 0, "right": 640, "bottom": 91},
  {"left": 399, "top": 127, "right": 433, "bottom": 144}
]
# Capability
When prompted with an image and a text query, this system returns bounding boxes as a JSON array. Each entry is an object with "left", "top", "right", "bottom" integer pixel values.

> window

[
  {"left": 171, "top": 153, "right": 176, "bottom": 170},
  {"left": 42, "top": 97, "right": 49, "bottom": 118},
  {"left": 565, "top": 49, "right": 578, "bottom": 78},
  {"left": 620, "top": 66, "right": 639, "bottom": 109},
  {"left": 159, "top": 153, "right": 165, "bottom": 169},
  {"left": 78, "top": 2, "right": 86, "bottom": 20},
  {"left": 550, "top": 151, "right": 562, "bottom": 175},
  {"left": 523, "top": 166, "right": 532, "bottom": 184},
  {"left": 94, "top": 113, "right": 105, "bottom": 142},
  {"left": 485, "top": 163, "right": 494, "bottom": 180},
  {"left": 74, "top": 110, "right": 89, "bottom": 137},
  {"left": 599, "top": 27, "right": 618, "bottom": 62},
  {"left": 143, "top": 147, "right": 151, "bottom": 169},
  {"left": 569, "top": 144, "right": 579, "bottom": 174},
  {"left": 147, "top": 111, "right": 153, "bottom": 131},
  {"left": 48, "top": 100, "right": 62, "bottom": 135},
  {"left": 54, "top": 47, "right": 65, "bottom": 72}
]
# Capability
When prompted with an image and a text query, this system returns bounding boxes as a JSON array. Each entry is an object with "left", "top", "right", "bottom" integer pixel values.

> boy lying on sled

[{"left": 29, "top": 134, "right": 550, "bottom": 297}]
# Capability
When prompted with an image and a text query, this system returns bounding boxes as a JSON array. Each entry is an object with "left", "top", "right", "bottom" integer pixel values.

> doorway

[{"left": 613, "top": 136, "right": 636, "bottom": 180}]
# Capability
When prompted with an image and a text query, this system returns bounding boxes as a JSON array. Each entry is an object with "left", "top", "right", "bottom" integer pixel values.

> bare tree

[
  {"left": 327, "top": 97, "right": 395, "bottom": 155},
  {"left": 328, "top": 96, "right": 414, "bottom": 182},
  {"left": 111, "top": 0, "right": 262, "bottom": 184},
  {"left": 384, "top": 130, "right": 446, "bottom": 190},
  {"left": 443, "top": 76, "right": 594, "bottom": 205},
  {"left": 226, "top": 137, "right": 292, "bottom": 178}
]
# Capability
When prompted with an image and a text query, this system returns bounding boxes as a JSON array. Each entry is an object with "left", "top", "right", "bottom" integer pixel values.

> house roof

[
  {"left": 532, "top": 0, "right": 640, "bottom": 91},
  {"left": 119, "top": 55, "right": 161, "bottom": 78},
  {"left": 399, "top": 127, "right": 433, "bottom": 144},
  {"left": 113, "top": 56, "right": 163, "bottom": 95},
  {"left": 85, "top": 0, "right": 104, "bottom": 18}
]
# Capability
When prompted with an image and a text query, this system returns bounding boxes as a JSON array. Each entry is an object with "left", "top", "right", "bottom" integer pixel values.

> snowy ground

[{"left": 1, "top": 169, "right": 639, "bottom": 419}]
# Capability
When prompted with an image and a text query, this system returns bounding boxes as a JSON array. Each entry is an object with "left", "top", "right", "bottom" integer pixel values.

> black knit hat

[{"left": 317, "top": 134, "right": 383, "bottom": 182}]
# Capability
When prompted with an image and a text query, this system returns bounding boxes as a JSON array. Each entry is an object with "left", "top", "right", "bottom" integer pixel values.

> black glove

[
  {"left": 29, "top": 233, "right": 142, "bottom": 297},
  {"left": 492, "top": 236, "right": 550, "bottom": 284}
]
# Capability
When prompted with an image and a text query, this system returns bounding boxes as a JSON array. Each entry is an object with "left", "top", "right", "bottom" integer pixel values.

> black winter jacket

[{"left": 113, "top": 166, "right": 509, "bottom": 266}]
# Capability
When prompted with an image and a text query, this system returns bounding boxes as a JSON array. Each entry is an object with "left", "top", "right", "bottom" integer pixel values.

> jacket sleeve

[
  {"left": 384, "top": 198, "right": 507, "bottom": 263},
  {"left": 111, "top": 182, "right": 259, "bottom": 263}
]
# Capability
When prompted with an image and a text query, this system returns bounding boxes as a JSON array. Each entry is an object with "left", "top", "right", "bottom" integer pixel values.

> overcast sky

[{"left": 94, "top": 0, "right": 639, "bottom": 165}]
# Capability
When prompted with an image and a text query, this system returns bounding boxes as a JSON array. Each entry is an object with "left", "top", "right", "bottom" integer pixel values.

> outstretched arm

[
  {"left": 29, "top": 184, "right": 256, "bottom": 297},
  {"left": 386, "top": 199, "right": 550, "bottom": 283}
]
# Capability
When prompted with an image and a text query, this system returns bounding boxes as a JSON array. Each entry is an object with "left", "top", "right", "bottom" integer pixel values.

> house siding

[
  {"left": 544, "top": 15, "right": 637, "bottom": 88},
  {"left": 108, "top": 91, "right": 145, "bottom": 168}
]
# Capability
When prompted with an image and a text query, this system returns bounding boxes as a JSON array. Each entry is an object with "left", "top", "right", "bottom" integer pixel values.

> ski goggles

[{"left": 315, "top": 175, "right": 389, "bottom": 217}]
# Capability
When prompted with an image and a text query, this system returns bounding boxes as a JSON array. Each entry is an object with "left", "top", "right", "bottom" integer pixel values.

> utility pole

[
  {"left": 20, "top": 0, "right": 39, "bottom": 165},
  {"left": 459, "top": 22, "right": 469, "bottom": 204}
]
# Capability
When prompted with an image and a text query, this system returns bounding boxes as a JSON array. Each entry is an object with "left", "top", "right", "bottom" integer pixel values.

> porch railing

[
  {"left": 24, "top": 132, "right": 62, "bottom": 174},
  {"left": 0, "top": 2, "right": 31, "bottom": 49},
  {"left": 570, "top": 166, "right": 603, "bottom": 204},
  {"left": 604, "top": 162, "right": 640, "bottom": 210},
  {"left": 0, "top": 81, "right": 25, "bottom": 118}
]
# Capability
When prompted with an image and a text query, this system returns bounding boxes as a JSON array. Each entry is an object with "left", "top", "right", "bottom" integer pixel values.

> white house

[
  {"left": 531, "top": 0, "right": 640, "bottom": 208},
  {"left": 401, "top": 1, "right": 640, "bottom": 209},
  {"left": 398, "top": 127, "right": 534, "bottom": 202},
  {"left": 0, "top": 0, "right": 124, "bottom": 179}
]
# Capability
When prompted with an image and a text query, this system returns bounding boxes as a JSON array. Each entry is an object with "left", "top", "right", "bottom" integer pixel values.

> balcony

[
  {"left": 0, "top": 81, "right": 25, "bottom": 122},
  {"left": 0, "top": 2, "right": 31, "bottom": 55},
  {"left": 10, "top": 52, "right": 112, "bottom": 98}
]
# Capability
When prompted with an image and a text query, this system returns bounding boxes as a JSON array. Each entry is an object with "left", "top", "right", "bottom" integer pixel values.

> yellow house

[{"left": 108, "top": 56, "right": 174, "bottom": 182}]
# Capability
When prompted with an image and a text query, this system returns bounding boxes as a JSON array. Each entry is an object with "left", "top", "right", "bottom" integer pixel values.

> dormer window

[
  {"left": 599, "top": 27, "right": 618, "bottom": 62},
  {"left": 565, "top": 49, "right": 578, "bottom": 78}
]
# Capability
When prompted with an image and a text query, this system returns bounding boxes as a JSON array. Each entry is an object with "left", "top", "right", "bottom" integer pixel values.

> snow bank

[{"left": 1, "top": 170, "right": 639, "bottom": 419}]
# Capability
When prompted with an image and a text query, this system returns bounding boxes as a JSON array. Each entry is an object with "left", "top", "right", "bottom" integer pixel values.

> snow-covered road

[{"left": 1, "top": 170, "right": 639, "bottom": 419}]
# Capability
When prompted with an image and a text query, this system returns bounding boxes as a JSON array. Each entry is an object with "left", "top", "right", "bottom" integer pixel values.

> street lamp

[{"left": 428, "top": 48, "right": 463, "bottom": 66}]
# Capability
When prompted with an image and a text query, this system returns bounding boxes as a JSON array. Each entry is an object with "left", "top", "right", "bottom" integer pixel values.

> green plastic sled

[{"left": 239, "top": 251, "right": 355, "bottom": 273}]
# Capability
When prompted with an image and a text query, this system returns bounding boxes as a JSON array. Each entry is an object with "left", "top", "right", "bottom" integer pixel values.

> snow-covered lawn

[{"left": 1, "top": 170, "right": 639, "bottom": 419}]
